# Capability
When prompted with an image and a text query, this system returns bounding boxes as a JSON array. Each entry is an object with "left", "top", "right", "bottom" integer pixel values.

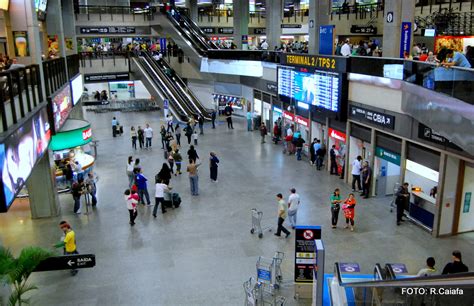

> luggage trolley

[
  {"left": 256, "top": 252, "right": 285, "bottom": 293},
  {"left": 243, "top": 277, "right": 287, "bottom": 306},
  {"left": 250, "top": 208, "right": 273, "bottom": 238}
]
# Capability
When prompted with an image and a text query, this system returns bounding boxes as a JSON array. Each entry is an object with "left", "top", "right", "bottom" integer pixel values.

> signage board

[
  {"left": 218, "top": 27, "right": 234, "bottom": 34},
  {"left": 283, "top": 111, "right": 295, "bottom": 122},
  {"left": 50, "top": 123, "right": 92, "bottom": 151},
  {"left": 0, "top": 106, "right": 51, "bottom": 212},
  {"left": 388, "top": 263, "right": 408, "bottom": 274},
  {"left": 201, "top": 27, "right": 215, "bottom": 34},
  {"left": 70, "top": 74, "right": 84, "bottom": 106},
  {"left": 350, "top": 105, "right": 395, "bottom": 130},
  {"left": 350, "top": 25, "right": 377, "bottom": 34},
  {"left": 463, "top": 192, "right": 471, "bottom": 213},
  {"left": 328, "top": 128, "right": 346, "bottom": 142},
  {"left": 13, "top": 31, "right": 30, "bottom": 57},
  {"left": 339, "top": 262, "right": 361, "bottom": 273},
  {"left": 34, "top": 254, "right": 96, "bottom": 272},
  {"left": 294, "top": 226, "right": 321, "bottom": 283},
  {"left": 399, "top": 22, "right": 412, "bottom": 58},
  {"left": 386, "top": 12, "right": 394, "bottom": 23},
  {"left": 253, "top": 28, "right": 266, "bottom": 35},
  {"left": 266, "top": 83, "right": 277, "bottom": 93},
  {"left": 281, "top": 24, "right": 302, "bottom": 28},
  {"left": 84, "top": 73, "right": 129, "bottom": 83},
  {"left": 417, "top": 123, "right": 462, "bottom": 151},
  {"left": 281, "top": 54, "right": 347, "bottom": 72},
  {"left": 296, "top": 116, "right": 309, "bottom": 128},
  {"left": 375, "top": 147, "right": 401, "bottom": 166},
  {"left": 319, "top": 25, "right": 335, "bottom": 55},
  {"left": 80, "top": 27, "right": 135, "bottom": 34}
]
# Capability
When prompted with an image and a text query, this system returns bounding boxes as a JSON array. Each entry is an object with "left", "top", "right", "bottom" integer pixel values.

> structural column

[
  {"left": 265, "top": 0, "right": 282, "bottom": 50},
  {"left": 233, "top": 0, "right": 249, "bottom": 50},
  {"left": 185, "top": 0, "right": 198, "bottom": 23},
  {"left": 308, "top": 0, "right": 330, "bottom": 54},
  {"left": 62, "top": 0, "right": 78, "bottom": 56},
  {"left": 382, "top": 0, "right": 416, "bottom": 58},
  {"left": 46, "top": 0, "right": 67, "bottom": 58}
]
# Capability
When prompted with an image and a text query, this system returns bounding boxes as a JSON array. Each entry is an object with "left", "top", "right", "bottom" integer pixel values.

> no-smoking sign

[{"left": 303, "top": 230, "right": 314, "bottom": 240}]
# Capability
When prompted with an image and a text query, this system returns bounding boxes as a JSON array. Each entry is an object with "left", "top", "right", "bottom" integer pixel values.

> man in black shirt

[
  {"left": 442, "top": 250, "right": 469, "bottom": 274},
  {"left": 395, "top": 182, "right": 410, "bottom": 225},
  {"left": 329, "top": 145, "right": 338, "bottom": 175}
]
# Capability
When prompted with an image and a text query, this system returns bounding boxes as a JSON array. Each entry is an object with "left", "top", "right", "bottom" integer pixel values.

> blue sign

[
  {"left": 399, "top": 22, "right": 412, "bottom": 58},
  {"left": 159, "top": 38, "right": 167, "bottom": 54},
  {"left": 339, "top": 262, "right": 361, "bottom": 273},
  {"left": 257, "top": 268, "right": 271, "bottom": 281},
  {"left": 163, "top": 99, "right": 169, "bottom": 109},
  {"left": 319, "top": 25, "right": 335, "bottom": 55},
  {"left": 390, "top": 263, "right": 408, "bottom": 274}
]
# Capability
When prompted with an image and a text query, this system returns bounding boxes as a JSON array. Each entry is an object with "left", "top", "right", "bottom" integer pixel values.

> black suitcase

[{"left": 172, "top": 193, "right": 181, "bottom": 208}]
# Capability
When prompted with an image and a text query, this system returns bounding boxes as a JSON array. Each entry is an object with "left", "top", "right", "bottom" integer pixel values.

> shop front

[
  {"left": 272, "top": 104, "right": 283, "bottom": 130},
  {"left": 262, "top": 93, "right": 272, "bottom": 130},
  {"left": 404, "top": 143, "right": 440, "bottom": 231},
  {"left": 283, "top": 110, "right": 295, "bottom": 134},
  {"left": 50, "top": 119, "right": 95, "bottom": 191},
  {"left": 458, "top": 162, "right": 474, "bottom": 233},
  {"left": 328, "top": 127, "right": 347, "bottom": 175},
  {"left": 311, "top": 119, "right": 325, "bottom": 144},
  {"left": 374, "top": 146, "right": 401, "bottom": 197}
]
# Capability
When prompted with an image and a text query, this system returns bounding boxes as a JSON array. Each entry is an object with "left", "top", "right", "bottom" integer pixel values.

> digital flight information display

[{"left": 278, "top": 66, "right": 341, "bottom": 112}]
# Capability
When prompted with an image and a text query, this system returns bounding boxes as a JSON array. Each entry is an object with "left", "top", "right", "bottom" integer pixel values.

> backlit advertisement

[
  {"left": 51, "top": 84, "right": 72, "bottom": 132},
  {"left": 71, "top": 74, "right": 84, "bottom": 105},
  {"left": 0, "top": 107, "right": 51, "bottom": 212}
]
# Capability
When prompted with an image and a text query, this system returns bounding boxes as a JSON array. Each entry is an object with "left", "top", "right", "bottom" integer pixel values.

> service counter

[{"left": 409, "top": 191, "right": 436, "bottom": 231}]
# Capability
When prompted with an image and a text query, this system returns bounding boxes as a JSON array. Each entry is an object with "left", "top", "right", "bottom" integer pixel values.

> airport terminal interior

[{"left": 0, "top": 0, "right": 474, "bottom": 305}]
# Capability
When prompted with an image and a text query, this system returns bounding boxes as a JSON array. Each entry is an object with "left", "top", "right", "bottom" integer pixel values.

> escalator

[{"left": 330, "top": 262, "right": 474, "bottom": 305}]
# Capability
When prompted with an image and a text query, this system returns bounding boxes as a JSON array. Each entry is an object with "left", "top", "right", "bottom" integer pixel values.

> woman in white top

[
  {"left": 126, "top": 156, "right": 135, "bottom": 188},
  {"left": 125, "top": 189, "right": 138, "bottom": 226}
]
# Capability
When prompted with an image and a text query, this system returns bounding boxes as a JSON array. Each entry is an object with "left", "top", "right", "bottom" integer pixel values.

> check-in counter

[{"left": 409, "top": 191, "right": 436, "bottom": 231}]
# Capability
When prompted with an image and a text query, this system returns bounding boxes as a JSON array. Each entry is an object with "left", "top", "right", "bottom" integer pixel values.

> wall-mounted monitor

[
  {"left": 0, "top": 107, "right": 51, "bottom": 212},
  {"left": 70, "top": 74, "right": 84, "bottom": 106},
  {"left": 35, "top": 0, "right": 48, "bottom": 21},
  {"left": 50, "top": 84, "right": 72, "bottom": 133},
  {"left": 424, "top": 29, "right": 436, "bottom": 37}
]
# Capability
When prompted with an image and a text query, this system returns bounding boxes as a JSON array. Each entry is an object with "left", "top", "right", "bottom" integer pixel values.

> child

[{"left": 192, "top": 130, "right": 198, "bottom": 146}]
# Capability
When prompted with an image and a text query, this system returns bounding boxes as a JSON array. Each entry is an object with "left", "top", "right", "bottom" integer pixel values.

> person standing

[
  {"left": 209, "top": 152, "right": 219, "bottom": 183},
  {"left": 71, "top": 180, "right": 84, "bottom": 214},
  {"left": 330, "top": 188, "right": 343, "bottom": 228},
  {"left": 54, "top": 221, "right": 79, "bottom": 276},
  {"left": 395, "top": 182, "right": 410, "bottom": 225},
  {"left": 184, "top": 122, "right": 193, "bottom": 145},
  {"left": 343, "top": 193, "right": 356, "bottom": 231},
  {"left": 287, "top": 188, "right": 300, "bottom": 229},
  {"left": 126, "top": 156, "right": 135, "bottom": 188},
  {"left": 341, "top": 38, "right": 351, "bottom": 56},
  {"left": 166, "top": 114, "right": 174, "bottom": 132},
  {"left": 137, "top": 126, "right": 145, "bottom": 149},
  {"left": 260, "top": 123, "right": 267, "bottom": 144},
  {"left": 192, "top": 130, "right": 199, "bottom": 146},
  {"left": 246, "top": 110, "right": 253, "bottom": 131},
  {"left": 198, "top": 115, "right": 204, "bottom": 135},
  {"left": 134, "top": 168, "right": 151, "bottom": 206},
  {"left": 442, "top": 251, "right": 469, "bottom": 274},
  {"left": 167, "top": 150, "right": 175, "bottom": 175},
  {"left": 130, "top": 126, "right": 137, "bottom": 150},
  {"left": 225, "top": 104, "right": 233, "bottom": 129},
  {"left": 273, "top": 121, "right": 281, "bottom": 144},
  {"left": 157, "top": 163, "right": 172, "bottom": 185},
  {"left": 361, "top": 161, "right": 372, "bottom": 198},
  {"left": 351, "top": 156, "right": 362, "bottom": 192},
  {"left": 211, "top": 110, "right": 216, "bottom": 129},
  {"left": 112, "top": 117, "right": 118, "bottom": 137},
  {"left": 187, "top": 159, "right": 201, "bottom": 196},
  {"left": 144, "top": 123, "right": 153, "bottom": 149},
  {"left": 175, "top": 123, "right": 181, "bottom": 146},
  {"left": 85, "top": 172, "right": 97, "bottom": 207},
  {"left": 274, "top": 193, "right": 291, "bottom": 238},
  {"left": 295, "top": 136, "right": 305, "bottom": 161},
  {"left": 187, "top": 145, "right": 199, "bottom": 163},
  {"left": 153, "top": 179, "right": 170, "bottom": 217},
  {"left": 125, "top": 189, "right": 138, "bottom": 226},
  {"left": 160, "top": 125, "right": 167, "bottom": 149},
  {"left": 416, "top": 257, "right": 437, "bottom": 277},
  {"left": 316, "top": 143, "right": 326, "bottom": 171},
  {"left": 172, "top": 149, "right": 183, "bottom": 175},
  {"left": 309, "top": 139, "right": 317, "bottom": 166},
  {"left": 330, "top": 145, "right": 338, "bottom": 175}
]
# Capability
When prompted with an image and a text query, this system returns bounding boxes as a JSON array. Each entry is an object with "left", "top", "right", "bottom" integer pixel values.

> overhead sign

[
  {"left": 399, "top": 22, "right": 412, "bottom": 58},
  {"left": 80, "top": 27, "right": 135, "bottom": 34},
  {"left": 281, "top": 54, "right": 347, "bottom": 72},
  {"left": 283, "top": 111, "right": 295, "bottom": 122},
  {"left": 253, "top": 28, "right": 266, "bottom": 35},
  {"left": 34, "top": 254, "right": 96, "bottom": 272},
  {"left": 319, "top": 25, "right": 335, "bottom": 55},
  {"left": 281, "top": 24, "right": 302, "bottom": 28},
  {"left": 328, "top": 128, "right": 346, "bottom": 142},
  {"left": 350, "top": 105, "right": 395, "bottom": 130},
  {"left": 201, "top": 27, "right": 215, "bottom": 34},
  {"left": 217, "top": 27, "right": 234, "bottom": 34},
  {"left": 339, "top": 262, "right": 361, "bottom": 273},
  {"left": 376, "top": 147, "right": 401, "bottom": 166},
  {"left": 84, "top": 73, "right": 129, "bottom": 83},
  {"left": 50, "top": 122, "right": 92, "bottom": 151},
  {"left": 296, "top": 116, "right": 309, "bottom": 128},
  {"left": 294, "top": 226, "right": 321, "bottom": 283},
  {"left": 417, "top": 123, "right": 462, "bottom": 151},
  {"left": 386, "top": 12, "right": 394, "bottom": 23},
  {"left": 350, "top": 25, "right": 377, "bottom": 34},
  {"left": 266, "top": 83, "right": 277, "bottom": 93}
]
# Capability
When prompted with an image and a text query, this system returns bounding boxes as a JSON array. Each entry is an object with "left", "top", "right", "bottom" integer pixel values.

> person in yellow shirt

[{"left": 54, "top": 221, "right": 78, "bottom": 276}]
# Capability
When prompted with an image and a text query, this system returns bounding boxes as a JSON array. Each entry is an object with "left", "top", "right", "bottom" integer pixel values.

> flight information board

[{"left": 278, "top": 66, "right": 341, "bottom": 112}]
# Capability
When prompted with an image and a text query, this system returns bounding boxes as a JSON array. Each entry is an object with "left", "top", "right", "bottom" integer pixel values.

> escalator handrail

[
  {"left": 143, "top": 52, "right": 211, "bottom": 120},
  {"left": 385, "top": 263, "right": 397, "bottom": 280},
  {"left": 374, "top": 263, "right": 385, "bottom": 281},
  {"left": 335, "top": 262, "right": 474, "bottom": 288},
  {"left": 178, "top": 11, "right": 218, "bottom": 49},
  {"left": 164, "top": 11, "right": 210, "bottom": 54}
]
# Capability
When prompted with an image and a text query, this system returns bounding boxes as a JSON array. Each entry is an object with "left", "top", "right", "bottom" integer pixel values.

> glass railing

[
  {"left": 76, "top": 5, "right": 154, "bottom": 18},
  {"left": 331, "top": 2, "right": 384, "bottom": 20},
  {"left": 0, "top": 65, "right": 43, "bottom": 132},
  {"left": 42, "top": 57, "right": 68, "bottom": 98},
  {"left": 206, "top": 50, "right": 282, "bottom": 63},
  {"left": 78, "top": 51, "right": 130, "bottom": 68},
  {"left": 66, "top": 54, "right": 80, "bottom": 80}
]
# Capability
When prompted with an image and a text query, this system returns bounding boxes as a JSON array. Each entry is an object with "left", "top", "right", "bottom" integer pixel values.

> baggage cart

[
  {"left": 250, "top": 208, "right": 273, "bottom": 238},
  {"left": 243, "top": 277, "right": 287, "bottom": 306},
  {"left": 256, "top": 252, "right": 284, "bottom": 293}
]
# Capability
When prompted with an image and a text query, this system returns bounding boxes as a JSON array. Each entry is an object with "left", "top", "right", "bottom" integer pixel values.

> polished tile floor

[{"left": 1, "top": 110, "right": 473, "bottom": 306}]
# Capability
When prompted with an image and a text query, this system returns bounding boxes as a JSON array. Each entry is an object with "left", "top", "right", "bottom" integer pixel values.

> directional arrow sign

[{"left": 34, "top": 254, "right": 96, "bottom": 272}]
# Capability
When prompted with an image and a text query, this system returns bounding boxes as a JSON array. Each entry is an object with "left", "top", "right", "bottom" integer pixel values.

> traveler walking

[
  {"left": 209, "top": 152, "right": 219, "bottom": 182},
  {"left": 71, "top": 180, "right": 84, "bottom": 214},
  {"left": 225, "top": 104, "right": 234, "bottom": 129},
  {"left": 144, "top": 123, "right": 153, "bottom": 149},
  {"left": 330, "top": 188, "right": 343, "bottom": 228},
  {"left": 112, "top": 117, "right": 119, "bottom": 137},
  {"left": 246, "top": 110, "right": 253, "bottom": 131},
  {"left": 330, "top": 145, "right": 338, "bottom": 175},
  {"left": 361, "top": 161, "right": 372, "bottom": 198},
  {"left": 172, "top": 149, "right": 183, "bottom": 175},
  {"left": 126, "top": 156, "right": 135, "bottom": 188},
  {"left": 316, "top": 143, "right": 326, "bottom": 171},
  {"left": 211, "top": 110, "right": 216, "bottom": 129},
  {"left": 167, "top": 150, "right": 175, "bottom": 174},
  {"left": 85, "top": 172, "right": 98, "bottom": 206},
  {"left": 193, "top": 130, "right": 199, "bottom": 145},
  {"left": 137, "top": 126, "right": 145, "bottom": 149},
  {"left": 442, "top": 251, "right": 469, "bottom": 274},
  {"left": 125, "top": 189, "right": 138, "bottom": 226},
  {"left": 309, "top": 139, "right": 317, "bottom": 165},
  {"left": 134, "top": 168, "right": 151, "bottom": 206},
  {"left": 274, "top": 193, "right": 291, "bottom": 238},
  {"left": 273, "top": 121, "right": 281, "bottom": 144},
  {"left": 153, "top": 179, "right": 170, "bottom": 217},
  {"left": 130, "top": 126, "right": 137, "bottom": 150},
  {"left": 416, "top": 257, "right": 437, "bottom": 277},
  {"left": 187, "top": 159, "right": 201, "bottom": 196},
  {"left": 54, "top": 221, "right": 79, "bottom": 276},
  {"left": 160, "top": 125, "right": 167, "bottom": 149},
  {"left": 287, "top": 188, "right": 300, "bottom": 229},
  {"left": 188, "top": 145, "right": 199, "bottom": 163},
  {"left": 198, "top": 115, "right": 204, "bottom": 134},
  {"left": 157, "top": 163, "right": 172, "bottom": 185},
  {"left": 184, "top": 123, "right": 193, "bottom": 145},
  {"left": 260, "top": 123, "right": 267, "bottom": 143},
  {"left": 295, "top": 136, "right": 305, "bottom": 160},
  {"left": 395, "top": 182, "right": 410, "bottom": 225},
  {"left": 166, "top": 114, "right": 174, "bottom": 132},
  {"left": 175, "top": 123, "right": 181, "bottom": 146},
  {"left": 351, "top": 156, "right": 362, "bottom": 192},
  {"left": 343, "top": 193, "right": 356, "bottom": 231}
]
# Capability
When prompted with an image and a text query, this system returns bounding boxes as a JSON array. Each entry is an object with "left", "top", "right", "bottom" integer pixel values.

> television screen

[
  {"left": 278, "top": 66, "right": 341, "bottom": 112},
  {"left": 0, "top": 107, "right": 51, "bottom": 211},
  {"left": 70, "top": 74, "right": 84, "bottom": 106},
  {"left": 424, "top": 29, "right": 436, "bottom": 37},
  {"left": 35, "top": 0, "right": 48, "bottom": 21},
  {"left": 51, "top": 84, "right": 72, "bottom": 132}
]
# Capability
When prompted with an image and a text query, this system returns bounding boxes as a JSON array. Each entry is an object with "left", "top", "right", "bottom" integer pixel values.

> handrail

[{"left": 374, "top": 263, "right": 385, "bottom": 281}]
